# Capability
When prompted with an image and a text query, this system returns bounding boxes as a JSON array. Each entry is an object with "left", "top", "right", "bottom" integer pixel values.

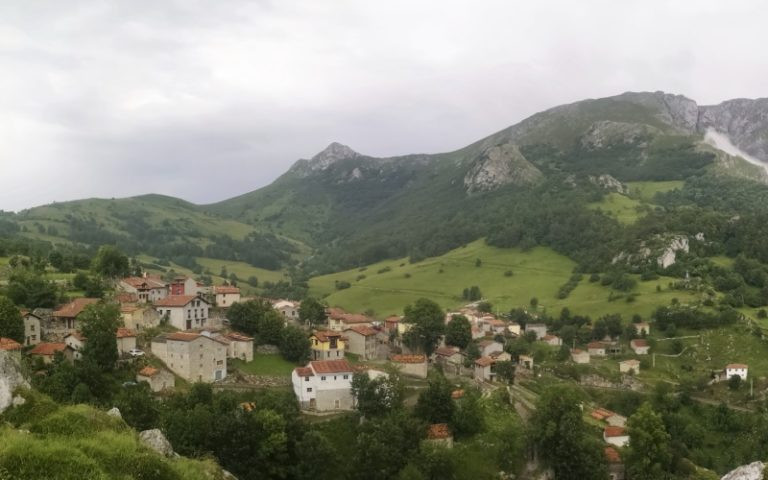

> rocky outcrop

[
  {"left": 658, "top": 235, "right": 689, "bottom": 269},
  {"left": 699, "top": 98, "right": 768, "bottom": 163},
  {"left": 0, "top": 351, "right": 29, "bottom": 414},
  {"left": 464, "top": 143, "right": 541, "bottom": 193},
  {"left": 289, "top": 142, "right": 361, "bottom": 177},
  {"left": 581, "top": 121, "right": 660, "bottom": 149},
  {"left": 139, "top": 429, "right": 175, "bottom": 457},
  {"left": 107, "top": 407, "right": 122, "bottom": 419},
  {"left": 720, "top": 461, "right": 764, "bottom": 480},
  {"left": 588, "top": 174, "right": 628, "bottom": 194}
]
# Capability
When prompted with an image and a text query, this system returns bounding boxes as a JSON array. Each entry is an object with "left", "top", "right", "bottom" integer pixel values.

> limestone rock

[
  {"left": 588, "top": 174, "right": 628, "bottom": 194},
  {"left": 11, "top": 395, "right": 26, "bottom": 407},
  {"left": 658, "top": 235, "right": 689, "bottom": 269},
  {"left": 289, "top": 142, "right": 361, "bottom": 177},
  {"left": 107, "top": 407, "right": 122, "bottom": 419},
  {"left": 699, "top": 98, "right": 768, "bottom": 163},
  {"left": 720, "top": 461, "right": 764, "bottom": 480},
  {"left": 464, "top": 143, "right": 542, "bottom": 193},
  {"left": 139, "top": 429, "right": 175, "bottom": 457},
  {"left": 581, "top": 121, "right": 660, "bottom": 149},
  {"left": 0, "top": 351, "right": 29, "bottom": 414}
]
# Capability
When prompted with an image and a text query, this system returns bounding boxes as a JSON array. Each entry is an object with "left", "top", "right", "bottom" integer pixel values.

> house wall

[
  {"left": 117, "top": 336, "right": 136, "bottom": 354},
  {"left": 137, "top": 370, "right": 175, "bottom": 392},
  {"left": 395, "top": 361, "right": 428, "bottom": 378},
  {"left": 64, "top": 336, "right": 84, "bottom": 360},
  {"left": 216, "top": 292, "right": 241, "bottom": 307},
  {"left": 164, "top": 337, "right": 227, "bottom": 383},
  {"left": 291, "top": 368, "right": 354, "bottom": 411},
  {"left": 605, "top": 435, "right": 630, "bottom": 448},
  {"left": 479, "top": 341, "right": 503, "bottom": 357},
  {"left": 526, "top": 325, "right": 547, "bottom": 339},
  {"left": 157, "top": 300, "right": 209, "bottom": 331},
  {"left": 344, "top": 332, "right": 376, "bottom": 360},
  {"left": 229, "top": 340, "right": 253, "bottom": 361},
  {"left": 726, "top": 368, "right": 748, "bottom": 380},
  {"left": 151, "top": 340, "right": 168, "bottom": 362},
  {"left": 23, "top": 315, "right": 41, "bottom": 346},
  {"left": 123, "top": 308, "right": 161, "bottom": 331},
  {"left": 474, "top": 364, "right": 493, "bottom": 381}
]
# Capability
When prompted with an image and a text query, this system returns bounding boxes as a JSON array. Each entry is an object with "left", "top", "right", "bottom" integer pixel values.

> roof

[
  {"left": 0, "top": 337, "right": 22, "bottom": 351},
  {"left": 116, "top": 328, "right": 136, "bottom": 338},
  {"left": 604, "top": 426, "right": 627, "bottom": 438},
  {"left": 630, "top": 339, "right": 649, "bottom": 347},
  {"left": 309, "top": 359, "right": 353, "bottom": 374},
  {"left": 64, "top": 331, "right": 86, "bottom": 342},
  {"left": 214, "top": 285, "right": 241, "bottom": 294},
  {"left": 390, "top": 354, "right": 426, "bottom": 364},
  {"left": 727, "top": 363, "right": 748, "bottom": 369},
  {"left": 29, "top": 342, "right": 67, "bottom": 356},
  {"left": 591, "top": 408, "right": 615, "bottom": 420},
  {"left": 451, "top": 389, "right": 464, "bottom": 399},
  {"left": 164, "top": 332, "right": 202, "bottom": 342},
  {"left": 604, "top": 447, "right": 621, "bottom": 463},
  {"left": 116, "top": 293, "right": 139, "bottom": 304},
  {"left": 225, "top": 332, "right": 254, "bottom": 342},
  {"left": 385, "top": 316, "right": 401, "bottom": 323},
  {"left": 588, "top": 341, "right": 605, "bottom": 349},
  {"left": 138, "top": 366, "right": 159, "bottom": 377},
  {"left": 327, "top": 308, "right": 371, "bottom": 324},
  {"left": 344, "top": 325, "right": 378, "bottom": 336},
  {"left": 571, "top": 348, "right": 586, "bottom": 354},
  {"left": 434, "top": 346, "right": 460, "bottom": 357},
  {"left": 154, "top": 295, "right": 204, "bottom": 307},
  {"left": 542, "top": 334, "right": 560, "bottom": 341},
  {"left": 427, "top": 423, "right": 452, "bottom": 440},
  {"left": 295, "top": 367, "right": 314, "bottom": 377},
  {"left": 474, "top": 356, "right": 494, "bottom": 367},
  {"left": 122, "top": 277, "right": 166, "bottom": 289},
  {"left": 635, "top": 322, "right": 650, "bottom": 327},
  {"left": 312, "top": 330, "right": 343, "bottom": 342},
  {"left": 620, "top": 359, "right": 641, "bottom": 366},
  {"left": 477, "top": 339, "right": 499, "bottom": 348},
  {"left": 20, "top": 309, "right": 40, "bottom": 319},
  {"left": 53, "top": 298, "right": 99, "bottom": 318}
]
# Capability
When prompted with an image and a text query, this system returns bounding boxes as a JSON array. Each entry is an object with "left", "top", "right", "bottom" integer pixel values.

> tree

[
  {"left": 495, "top": 361, "right": 516, "bottom": 384},
  {"left": 299, "top": 297, "right": 327, "bottom": 328},
  {"left": 728, "top": 374, "right": 742, "bottom": 391},
  {"left": 530, "top": 385, "right": 608, "bottom": 480},
  {"left": 409, "top": 443, "right": 456, "bottom": 480},
  {"left": 79, "top": 303, "right": 120, "bottom": 372},
  {"left": 91, "top": 245, "right": 129, "bottom": 278},
  {"left": 295, "top": 430, "right": 341, "bottom": 480},
  {"left": 353, "top": 412, "right": 423, "bottom": 480},
  {"left": 351, "top": 370, "right": 404, "bottom": 417},
  {"left": 402, "top": 298, "right": 445, "bottom": 356},
  {"left": 451, "top": 387, "right": 484, "bottom": 437},
  {"left": 0, "top": 296, "right": 23, "bottom": 343},
  {"left": 625, "top": 403, "right": 672, "bottom": 480},
  {"left": 114, "top": 383, "right": 159, "bottom": 431},
  {"left": 260, "top": 310, "right": 285, "bottom": 345},
  {"left": 444, "top": 315, "right": 471, "bottom": 349},
  {"left": 5, "top": 270, "right": 59, "bottom": 309},
  {"left": 415, "top": 374, "right": 454, "bottom": 424},
  {"left": 280, "top": 325, "right": 310, "bottom": 362},
  {"left": 530, "top": 297, "right": 539, "bottom": 309}
]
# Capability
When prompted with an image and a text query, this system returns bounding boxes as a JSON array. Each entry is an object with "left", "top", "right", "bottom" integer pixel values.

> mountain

[{"left": 8, "top": 91, "right": 768, "bottom": 275}]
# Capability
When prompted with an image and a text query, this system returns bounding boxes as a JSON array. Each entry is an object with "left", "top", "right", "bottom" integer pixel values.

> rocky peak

[
  {"left": 698, "top": 98, "right": 768, "bottom": 162},
  {"left": 464, "top": 143, "right": 542, "bottom": 194},
  {"left": 310, "top": 142, "right": 360, "bottom": 168}
]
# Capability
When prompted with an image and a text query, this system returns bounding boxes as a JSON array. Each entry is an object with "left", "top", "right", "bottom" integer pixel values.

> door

[
  {"left": 309, "top": 398, "right": 316, "bottom": 410},
  {"left": 186, "top": 319, "right": 192, "bottom": 329}
]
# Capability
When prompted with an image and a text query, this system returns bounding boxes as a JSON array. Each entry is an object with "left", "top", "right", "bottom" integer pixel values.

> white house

[
  {"left": 273, "top": 300, "right": 301, "bottom": 324},
  {"left": 571, "top": 349, "right": 590, "bottom": 364},
  {"left": 291, "top": 359, "right": 354, "bottom": 411},
  {"left": 214, "top": 285, "right": 241, "bottom": 308},
  {"left": 154, "top": 295, "right": 211, "bottom": 331},
  {"left": 116, "top": 328, "right": 137, "bottom": 355},
  {"left": 224, "top": 332, "right": 254, "bottom": 362},
  {"left": 629, "top": 339, "right": 650, "bottom": 355},
  {"left": 474, "top": 356, "right": 496, "bottom": 382},
  {"left": 634, "top": 322, "right": 650, "bottom": 335},
  {"left": 725, "top": 363, "right": 748, "bottom": 380},
  {"left": 603, "top": 426, "right": 630, "bottom": 448},
  {"left": 63, "top": 331, "right": 86, "bottom": 360},
  {"left": 476, "top": 339, "right": 504, "bottom": 357},
  {"left": 20, "top": 310, "right": 41, "bottom": 346},
  {"left": 619, "top": 359, "right": 641, "bottom": 374},
  {"left": 137, "top": 366, "right": 175, "bottom": 392},
  {"left": 507, "top": 322, "right": 521, "bottom": 336},
  {"left": 119, "top": 277, "right": 168, "bottom": 303},
  {"left": 588, "top": 342, "right": 607, "bottom": 357},
  {"left": 525, "top": 323, "right": 548, "bottom": 340},
  {"left": 541, "top": 334, "right": 562, "bottom": 347}
]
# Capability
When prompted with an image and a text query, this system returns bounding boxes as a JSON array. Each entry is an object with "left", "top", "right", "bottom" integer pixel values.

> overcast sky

[{"left": 1, "top": 0, "right": 766, "bottom": 211}]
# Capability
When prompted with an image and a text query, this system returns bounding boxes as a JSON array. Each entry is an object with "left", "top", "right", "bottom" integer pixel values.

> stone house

[
  {"left": 273, "top": 300, "right": 301, "bottom": 324},
  {"left": 629, "top": 339, "right": 650, "bottom": 355},
  {"left": 588, "top": 341, "right": 607, "bottom": 357},
  {"left": 507, "top": 322, "right": 521, "bottom": 336},
  {"left": 214, "top": 285, "right": 241, "bottom": 308},
  {"left": 63, "top": 332, "right": 86, "bottom": 360},
  {"left": 151, "top": 332, "right": 227, "bottom": 383},
  {"left": 154, "top": 295, "right": 211, "bottom": 331},
  {"left": 327, "top": 308, "right": 373, "bottom": 332},
  {"left": 20, "top": 310, "right": 41, "bottom": 346},
  {"left": 433, "top": 346, "right": 465, "bottom": 375},
  {"left": 291, "top": 359, "right": 354, "bottom": 411},
  {"left": 518, "top": 354, "right": 534, "bottom": 370},
  {"left": 223, "top": 332, "right": 254, "bottom": 362},
  {"left": 725, "top": 363, "right": 748, "bottom": 380},
  {"left": 28, "top": 342, "right": 68, "bottom": 364},
  {"left": 119, "top": 277, "right": 168, "bottom": 303},
  {"left": 541, "top": 334, "right": 562, "bottom": 346},
  {"left": 571, "top": 349, "right": 590, "bottom": 364},
  {"left": 390, "top": 354, "right": 428, "bottom": 378},
  {"left": 476, "top": 339, "right": 504, "bottom": 357},
  {"left": 310, "top": 330, "right": 346, "bottom": 360},
  {"left": 525, "top": 323, "right": 548, "bottom": 340},
  {"left": 116, "top": 328, "right": 137, "bottom": 355},
  {"left": 0, "top": 338, "right": 22, "bottom": 360},
  {"left": 619, "top": 359, "right": 641, "bottom": 375},
  {"left": 604, "top": 447, "right": 625, "bottom": 480},
  {"left": 120, "top": 304, "right": 161, "bottom": 332},
  {"left": 343, "top": 325, "right": 378, "bottom": 360},
  {"left": 634, "top": 322, "right": 650, "bottom": 336},
  {"left": 137, "top": 366, "right": 175, "bottom": 392},
  {"left": 474, "top": 356, "right": 496, "bottom": 381},
  {"left": 49, "top": 298, "right": 100, "bottom": 338}
]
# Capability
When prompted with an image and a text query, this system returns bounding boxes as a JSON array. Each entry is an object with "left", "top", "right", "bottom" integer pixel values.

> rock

[
  {"left": 581, "top": 121, "right": 660, "bottom": 150},
  {"left": 139, "top": 429, "right": 175, "bottom": 457},
  {"left": 720, "top": 461, "right": 764, "bottom": 480},
  {"left": 699, "top": 98, "right": 768, "bottom": 163},
  {"left": 464, "top": 143, "right": 542, "bottom": 193},
  {"left": 107, "top": 407, "right": 122, "bottom": 419},
  {"left": 289, "top": 142, "right": 361, "bottom": 177},
  {"left": 0, "top": 351, "right": 30, "bottom": 414},
  {"left": 11, "top": 395, "right": 26, "bottom": 407},
  {"left": 657, "top": 235, "right": 689, "bottom": 269},
  {"left": 588, "top": 174, "right": 628, "bottom": 194}
]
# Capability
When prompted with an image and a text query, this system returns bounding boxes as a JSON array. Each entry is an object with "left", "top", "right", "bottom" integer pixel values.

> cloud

[{"left": 1, "top": 0, "right": 767, "bottom": 211}]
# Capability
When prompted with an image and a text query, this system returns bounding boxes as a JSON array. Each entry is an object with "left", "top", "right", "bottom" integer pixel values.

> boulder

[
  {"left": 721, "top": 461, "right": 764, "bottom": 480},
  {"left": 139, "top": 429, "right": 175, "bottom": 457},
  {"left": 107, "top": 407, "right": 122, "bottom": 419},
  {"left": 0, "top": 351, "right": 30, "bottom": 414}
]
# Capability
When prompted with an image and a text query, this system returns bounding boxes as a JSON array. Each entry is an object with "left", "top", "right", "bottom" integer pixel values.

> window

[
  {"left": 334, "top": 376, "right": 337, "bottom": 380},
  {"left": 304, "top": 376, "right": 310, "bottom": 381},
  {"left": 321, "top": 376, "right": 326, "bottom": 381},
  {"left": 31, "top": 335, "right": 36, "bottom": 341},
  {"left": 200, "top": 354, "right": 203, "bottom": 359},
  {"left": 343, "top": 375, "right": 348, "bottom": 380},
  {"left": 30, "top": 325, "right": 35, "bottom": 331},
  {"left": 307, "top": 388, "right": 312, "bottom": 392},
  {"left": 217, "top": 360, "right": 223, "bottom": 366}
]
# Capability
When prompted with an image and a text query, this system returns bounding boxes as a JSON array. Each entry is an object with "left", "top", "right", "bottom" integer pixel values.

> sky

[{"left": 1, "top": 0, "right": 767, "bottom": 211}]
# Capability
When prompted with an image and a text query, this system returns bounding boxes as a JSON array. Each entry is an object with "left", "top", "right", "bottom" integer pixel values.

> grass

[
  {"left": 231, "top": 354, "right": 296, "bottom": 376},
  {"left": 309, "top": 239, "right": 698, "bottom": 319},
  {"left": 588, "top": 192, "right": 646, "bottom": 224},
  {"left": 195, "top": 257, "right": 287, "bottom": 285},
  {"left": 626, "top": 180, "right": 684, "bottom": 201}
]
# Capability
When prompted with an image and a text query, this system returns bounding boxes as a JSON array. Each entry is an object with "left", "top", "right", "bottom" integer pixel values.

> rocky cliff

[
  {"left": 464, "top": 143, "right": 542, "bottom": 193},
  {"left": 699, "top": 98, "right": 768, "bottom": 163},
  {"left": 0, "top": 351, "right": 29, "bottom": 413},
  {"left": 720, "top": 461, "right": 764, "bottom": 480}
]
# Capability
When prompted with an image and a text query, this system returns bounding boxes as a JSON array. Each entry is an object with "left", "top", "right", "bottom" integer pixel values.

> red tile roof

[
  {"left": 312, "top": 331, "right": 343, "bottom": 342},
  {"left": 116, "top": 328, "right": 136, "bottom": 338},
  {"left": 154, "top": 295, "right": 202, "bottom": 307},
  {"left": 727, "top": 363, "right": 748, "bottom": 369},
  {"left": 474, "top": 356, "right": 494, "bottom": 367},
  {"left": 29, "top": 342, "right": 67, "bottom": 356},
  {"left": 604, "top": 447, "right": 621, "bottom": 463},
  {"left": 116, "top": 293, "right": 139, "bottom": 304},
  {"left": 630, "top": 339, "right": 649, "bottom": 347},
  {"left": 427, "top": 423, "right": 452, "bottom": 440},
  {"left": 138, "top": 366, "right": 159, "bottom": 377},
  {"left": 591, "top": 408, "right": 615, "bottom": 420},
  {"left": 53, "top": 298, "right": 99, "bottom": 318},
  {"left": 122, "top": 277, "right": 166, "bottom": 289},
  {"left": 434, "top": 346, "right": 460, "bottom": 357},
  {"left": 390, "top": 354, "right": 426, "bottom": 364},
  {"left": 309, "top": 359, "right": 353, "bottom": 374},
  {"left": 344, "top": 325, "right": 378, "bottom": 336},
  {"left": 225, "top": 332, "right": 254, "bottom": 342},
  {"left": 295, "top": 367, "right": 314, "bottom": 377},
  {"left": 0, "top": 337, "right": 22, "bottom": 351},
  {"left": 214, "top": 286, "right": 240, "bottom": 294},
  {"left": 604, "top": 426, "right": 627, "bottom": 438},
  {"left": 164, "top": 332, "right": 201, "bottom": 342},
  {"left": 327, "top": 308, "right": 371, "bottom": 324}
]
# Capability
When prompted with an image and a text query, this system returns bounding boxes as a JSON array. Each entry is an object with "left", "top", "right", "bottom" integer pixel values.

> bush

[{"left": 334, "top": 280, "right": 351, "bottom": 290}]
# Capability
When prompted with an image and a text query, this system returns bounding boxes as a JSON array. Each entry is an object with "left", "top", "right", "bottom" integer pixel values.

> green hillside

[{"left": 310, "top": 239, "right": 698, "bottom": 318}]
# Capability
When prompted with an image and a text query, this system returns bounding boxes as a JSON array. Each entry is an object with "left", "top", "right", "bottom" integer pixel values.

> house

[
  {"left": 433, "top": 346, "right": 465, "bottom": 374},
  {"left": 604, "top": 447, "right": 625, "bottom": 480},
  {"left": 603, "top": 426, "right": 630, "bottom": 448},
  {"left": 63, "top": 331, "right": 86, "bottom": 360},
  {"left": 471, "top": 326, "right": 485, "bottom": 339},
  {"left": 136, "top": 366, "right": 175, "bottom": 392},
  {"left": 327, "top": 308, "right": 373, "bottom": 332},
  {"left": 20, "top": 310, "right": 41, "bottom": 346},
  {"left": 344, "top": 325, "right": 379, "bottom": 360},
  {"left": 214, "top": 285, "right": 241, "bottom": 308},
  {"left": 310, "top": 331, "right": 346, "bottom": 360},
  {"left": 507, "top": 322, "right": 521, "bottom": 336},
  {"left": 384, "top": 316, "right": 401, "bottom": 332},
  {"left": 154, "top": 295, "right": 211, "bottom": 331},
  {"left": 541, "top": 334, "right": 562, "bottom": 347},
  {"left": 474, "top": 356, "right": 496, "bottom": 381},
  {"left": 606, "top": 413, "right": 627, "bottom": 427},
  {"left": 571, "top": 348, "right": 590, "bottom": 364},
  {"left": 588, "top": 341, "right": 607, "bottom": 357},
  {"left": 291, "top": 359, "right": 354, "bottom": 411},
  {"left": 273, "top": 300, "right": 301, "bottom": 324},
  {"left": 28, "top": 342, "right": 68, "bottom": 364},
  {"left": 50, "top": 298, "right": 100, "bottom": 337},
  {"left": 619, "top": 359, "right": 641, "bottom": 375},
  {"left": 525, "top": 323, "right": 548, "bottom": 339},
  {"left": 120, "top": 304, "right": 161, "bottom": 331},
  {"left": 725, "top": 363, "right": 748, "bottom": 380},
  {"left": 119, "top": 277, "right": 168, "bottom": 303},
  {"left": 0, "top": 337, "right": 22, "bottom": 360},
  {"left": 169, "top": 276, "right": 200, "bottom": 296},
  {"left": 630, "top": 339, "right": 650, "bottom": 355},
  {"left": 116, "top": 328, "right": 137, "bottom": 355},
  {"left": 398, "top": 320, "right": 415, "bottom": 336},
  {"left": 634, "top": 322, "right": 650, "bottom": 335},
  {"left": 489, "top": 350, "right": 512, "bottom": 362},
  {"left": 425, "top": 423, "right": 453, "bottom": 449},
  {"left": 485, "top": 318, "right": 507, "bottom": 335},
  {"left": 224, "top": 332, "right": 254, "bottom": 361},
  {"left": 151, "top": 332, "right": 227, "bottom": 383},
  {"left": 476, "top": 339, "right": 504, "bottom": 357},
  {"left": 518, "top": 354, "right": 534, "bottom": 370},
  {"left": 390, "top": 354, "right": 428, "bottom": 378}
]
